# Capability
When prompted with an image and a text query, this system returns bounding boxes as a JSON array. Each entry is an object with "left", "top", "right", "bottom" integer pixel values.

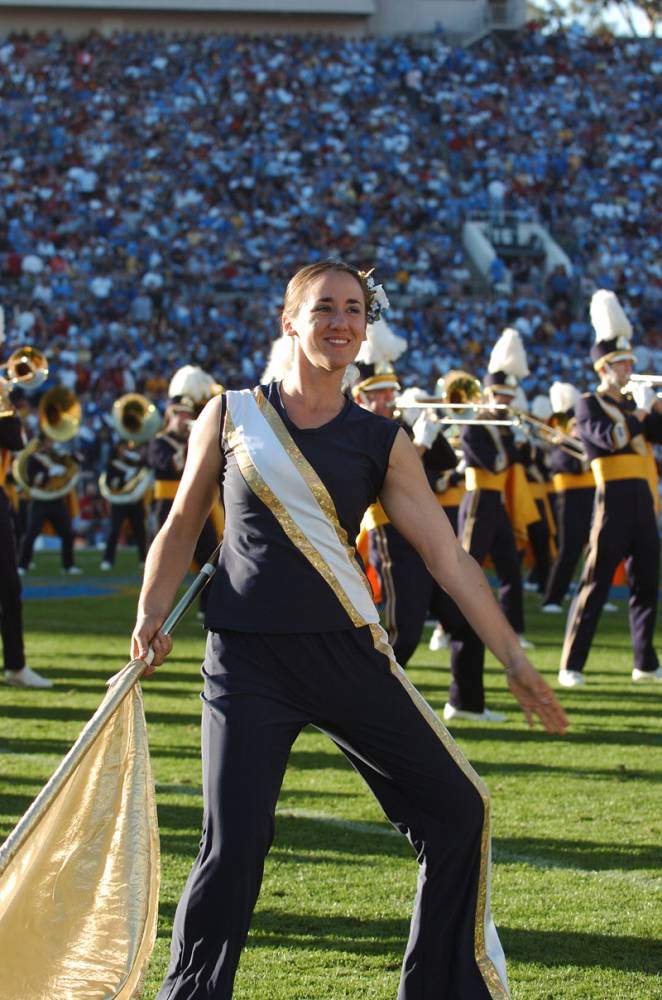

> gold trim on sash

[
  {"left": 154, "top": 479, "right": 179, "bottom": 500},
  {"left": 552, "top": 472, "right": 595, "bottom": 492},
  {"left": 465, "top": 468, "right": 507, "bottom": 492},
  {"left": 367, "top": 622, "right": 510, "bottom": 1000},
  {"left": 591, "top": 455, "right": 649, "bottom": 485}
]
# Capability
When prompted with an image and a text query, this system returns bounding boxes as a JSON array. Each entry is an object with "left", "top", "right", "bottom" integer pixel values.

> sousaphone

[
  {"left": 13, "top": 387, "right": 82, "bottom": 500},
  {"left": 98, "top": 393, "right": 161, "bottom": 505}
]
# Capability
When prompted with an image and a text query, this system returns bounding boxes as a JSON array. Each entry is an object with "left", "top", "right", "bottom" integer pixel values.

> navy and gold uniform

[
  {"left": 428, "top": 465, "right": 465, "bottom": 631},
  {"left": 0, "top": 414, "right": 27, "bottom": 672},
  {"left": 148, "top": 417, "right": 219, "bottom": 613},
  {"left": 100, "top": 443, "right": 148, "bottom": 566},
  {"left": 459, "top": 418, "right": 524, "bottom": 633},
  {"left": 520, "top": 440, "right": 554, "bottom": 595},
  {"left": 365, "top": 422, "right": 458, "bottom": 667},
  {"left": 560, "top": 390, "right": 662, "bottom": 678},
  {"left": 159, "top": 383, "right": 509, "bottom": 1000},
  {"left": 542, "top": 444, "right": 595, "bottom": 609},
  {"left": 18, "top": 440, "right": 78, "bottom": 573}
]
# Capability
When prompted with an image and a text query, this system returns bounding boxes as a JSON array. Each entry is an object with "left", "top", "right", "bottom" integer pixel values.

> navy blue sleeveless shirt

[{"left": 204, "top": 382, "right": 399, "bottom": 633}]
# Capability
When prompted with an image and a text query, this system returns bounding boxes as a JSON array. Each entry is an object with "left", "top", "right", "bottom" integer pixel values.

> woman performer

[{"left": 132, "top": 261, "right": 567, "bottom": 1000}]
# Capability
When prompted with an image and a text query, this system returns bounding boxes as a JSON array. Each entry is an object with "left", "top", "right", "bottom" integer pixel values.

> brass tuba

[
  {"left": 0, "top": 345, "right": 49, "bottom": 417},
  {"left": 98, "top": 394, "right": 160, "bottom": 505},
  {"left": 13, "top": 387, "right": 81, "bottom": 500}
]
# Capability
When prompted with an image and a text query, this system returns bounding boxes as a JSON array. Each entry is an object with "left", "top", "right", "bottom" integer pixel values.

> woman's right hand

[{"left": 131, "top": 612, "right": 173, "bottom": 677}]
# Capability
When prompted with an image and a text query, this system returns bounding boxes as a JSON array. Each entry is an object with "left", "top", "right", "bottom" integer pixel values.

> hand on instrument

[
  {"left": 412, "top": 413, "right": 440, "bottom": 451},
  {"left": 505, "top": 657, "right": 569, "bottom": 735},
  {"left": 630, "top": 382, "right": 657, "bottom": 413},
  {"left": 48, "top": 463, "right": 67, "bottom": 477},
  {"left": 131, "top": 612, "right": 173, "bottom": 676}
]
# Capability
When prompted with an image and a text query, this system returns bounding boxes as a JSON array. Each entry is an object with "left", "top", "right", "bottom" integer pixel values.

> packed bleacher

[{"left": 1, "top": 23, "right": 661, "bottom": 475}]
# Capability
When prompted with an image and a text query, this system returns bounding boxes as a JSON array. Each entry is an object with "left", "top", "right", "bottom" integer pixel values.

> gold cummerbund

[
  {"left": 591, "top": 454, "right": 649, "bottom": 486},
  {"left": 465, "top": 467, "right": 507, "bottom": 492},
  {"left": 154, "top": 479, "right": 179, "bottom": 500},
  {"left": 361, "top": 500, "right": 390, "bottom": 531},
  {"left": 436, "top": 486, "right": 465, "bottom": 508},
  {"left": 528, "top": 481, "right": 549, "bottom": 501},
  {"left": 553, "top": 471, "right": 595, "bottom": 492}
]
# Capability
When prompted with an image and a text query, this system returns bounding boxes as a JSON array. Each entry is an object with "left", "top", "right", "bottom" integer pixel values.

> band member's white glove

[
  {"left": 412, "top": 413, "right": 440, "bottom": 450},
  {"left": 631, "top": 382, "right": 657, "bottom": 413},
  {"left": 48, "top": 463, "right": 67, "bottom": 477}
]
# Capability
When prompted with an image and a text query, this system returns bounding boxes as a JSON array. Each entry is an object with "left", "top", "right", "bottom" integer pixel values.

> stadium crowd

[{"left": 1, "top": 22, "right": 661, "bottom": 480}]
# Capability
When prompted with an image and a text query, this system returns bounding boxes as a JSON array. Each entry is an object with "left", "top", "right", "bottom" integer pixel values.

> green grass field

[{"left": 2, "top": 549, "right": 661, "bottom": 999}]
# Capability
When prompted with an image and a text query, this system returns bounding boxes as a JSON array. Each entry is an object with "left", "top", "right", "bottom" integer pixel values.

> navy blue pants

[
  {"left": 561, "top": 480, "right": 660, "bottom": 674},
  {"left": 459, "top": 490, "right": 523, "bottom": 635},
  {"left": 102, "top": 500, "right": 147, "bottom": 564},
  {"left": 0, "top": 488, "right": 25, "bottom": 671},
  {"left": 157, "top": 628, "right": 509, "bottom": 1000},
  {"left": 19, "top": 497, "right": 74, "bottom": 570},
  {"left": 543, "top": 487, "right": 594, "bottom": 606}
]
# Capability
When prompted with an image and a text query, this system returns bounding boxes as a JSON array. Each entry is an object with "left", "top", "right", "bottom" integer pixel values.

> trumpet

[{"left": 0, "top": 345, "right": 49, "bottom": 417}]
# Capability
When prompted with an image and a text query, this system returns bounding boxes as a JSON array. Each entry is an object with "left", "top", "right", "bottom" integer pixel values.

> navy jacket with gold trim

[{"left": 575, "top": 392, "right": 662, "bottom": 461}]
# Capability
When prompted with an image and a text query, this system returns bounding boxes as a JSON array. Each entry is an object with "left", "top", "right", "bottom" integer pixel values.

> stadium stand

[{"left": 1, "top": 24, "right": 660, "bottom": 478}]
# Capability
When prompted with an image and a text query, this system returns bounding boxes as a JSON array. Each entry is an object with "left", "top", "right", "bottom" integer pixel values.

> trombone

[{"left": 627, "top": 374, "right": 662, "bottom": 385}]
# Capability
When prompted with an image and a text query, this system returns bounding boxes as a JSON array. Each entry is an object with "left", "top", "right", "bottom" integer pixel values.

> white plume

[
  {"left": 549, "top": 382, "right": 580, "bottom": 413},
  {"left": 261, "top": 335, "right": 295, "bottom": 383},
  {"left": 487, "top": 327, "right": 529, "bottom": 379},
  {"left": 355, "top": 318, "right": 407, "bottom": 365},
  {"left": 590, "top": 290, "right": 632, "bottom": 344},
  {"left": 531, "top": 394, "right": 553, "bottom": 421},
  {"left": 168, "top": 365, "right": 217, "bottom": 402}
]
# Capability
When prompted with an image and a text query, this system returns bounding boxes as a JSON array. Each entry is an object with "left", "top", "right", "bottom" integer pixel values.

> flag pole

[{"left": 0, "top": 545, "right": 220, "bottom": 876}]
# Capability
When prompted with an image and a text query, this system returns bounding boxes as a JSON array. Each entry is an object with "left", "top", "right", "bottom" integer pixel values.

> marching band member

[
  {"left": 132, "top": 259, "right": 566, "bottom": 1000},
  {"left": 354, "top": 321, "right": 457, "bottom": 667},
  {"left": 99, "top": 441, "right": 150, "bottom": 570},
  {"left": 444, "top": 329, "right": 533, "bottom": 723},
  {"left": 0, "top": 329, "right": 53, "bottom": 687},
  {"left": 148, "top": 367, "right": 222, "bottom": 613},
  {"left": 99, "top": 393, "right": 161, "bottom": 570},
  {"left": 541, "top": 382, "right": 596, "bottom": 613},
  {"left": 559, "top": 290, "right": 662, "bottom": 687},
  {"left": 521, "top": 394, "right": 556, "bottom": 597},
  {"left": 147, "top": 399, "right": 194, "bottom": 533},
  {"left": 17, "top": 386, "right": 83, "bottom": 577}
]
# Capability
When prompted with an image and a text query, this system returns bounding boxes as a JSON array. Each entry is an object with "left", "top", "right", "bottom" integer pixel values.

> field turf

[{"left": 1, "top": 549, "right": 661, "bottom": 999}]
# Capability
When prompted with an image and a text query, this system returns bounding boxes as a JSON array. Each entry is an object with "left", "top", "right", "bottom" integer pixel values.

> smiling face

[{"left": 282, "top": 270, "right": 367, "bottom": 374}]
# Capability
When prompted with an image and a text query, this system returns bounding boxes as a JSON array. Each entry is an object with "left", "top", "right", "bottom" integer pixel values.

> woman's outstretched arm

[
  {"left": 131, "top": 395, "right": 224, "bottom": 673},
  {"left": 380, "top": 428, "right": 568, "bottom": 734}
]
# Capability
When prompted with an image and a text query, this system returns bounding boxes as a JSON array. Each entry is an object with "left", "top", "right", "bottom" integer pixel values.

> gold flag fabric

[{"left": 0, "top": 678, "right": 159, "bottom": 1000}]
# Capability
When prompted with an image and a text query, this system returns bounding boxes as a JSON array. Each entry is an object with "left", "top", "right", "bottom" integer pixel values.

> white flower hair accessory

[{"left": 359, "top": 269, "right": 390, "bottom": 324}]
